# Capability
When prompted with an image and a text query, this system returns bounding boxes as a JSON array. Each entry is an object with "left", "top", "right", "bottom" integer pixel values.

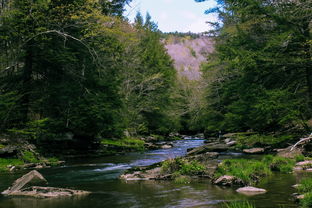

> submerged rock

[
  {"left": 5, "top": 186, "right": 90, "bottom": 198},
  {"left": 236, "top": 186, "right": 267, "bottom": 195},
  {"left": 213, "top": 175, "right": 244, "bottom": 186},
  {"left": 2, "top": 170, "right": 90, "bottom": 198},
  {"left": 243, "top": 148, "right": 265, "bottom": 154}
]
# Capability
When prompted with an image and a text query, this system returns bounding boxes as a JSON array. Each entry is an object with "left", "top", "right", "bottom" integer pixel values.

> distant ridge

[{"left": 164, "top": 36, "right": 214, "bottom": 80}]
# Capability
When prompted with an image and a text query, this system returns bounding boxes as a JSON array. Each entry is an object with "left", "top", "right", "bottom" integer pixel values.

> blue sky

[{"left": 124, "top": 0, "right": 218, "bottom": 33}]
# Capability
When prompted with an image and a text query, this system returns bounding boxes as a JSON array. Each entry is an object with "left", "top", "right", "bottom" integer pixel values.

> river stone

[
  {"left": 2, "top": 170, "right": 48, "bottom": 195},
  {"left": 213, "top": 175, "right": 244, "bottom": 186},
  {"left": 161, "top": 144, "right": 173, "bottom": 149},
  {"left": 236, "top": 186, "right": 267, "bottom": 195},
  {"left": 243, "top": 148, "right": 265, "bottom": 154},
  {"left": 296, "top": 160, "right": 312, "bottom": 167}
]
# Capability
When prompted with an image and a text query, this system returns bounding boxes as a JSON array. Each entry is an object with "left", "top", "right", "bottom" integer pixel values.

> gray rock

[
  {"left": 226, "top": 141, "right": 237, "bottom": 146},
  {"left": 0, "top": 145, "right": 17, "bottom": 156},
  {"left": 213, "top": 175, "right": 244, "bottom": 186},
  {"left": 161, "top": 144, "right": 173, "bottom": 149},
  {"left": 243, "top": 148, "right": 265, "bottom": 154},
  {"left": 236, "top": 186, "right": 267, "bottom": 195}
]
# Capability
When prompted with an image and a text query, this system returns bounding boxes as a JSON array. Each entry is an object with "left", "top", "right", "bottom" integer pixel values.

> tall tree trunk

[{"left": 21, "top": 43, "right": 33, "bottom": 123}]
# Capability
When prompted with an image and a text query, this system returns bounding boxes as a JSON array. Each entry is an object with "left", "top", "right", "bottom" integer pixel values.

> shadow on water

[{"left": 0, "top": 138, "right": 308, "bottom": 208}]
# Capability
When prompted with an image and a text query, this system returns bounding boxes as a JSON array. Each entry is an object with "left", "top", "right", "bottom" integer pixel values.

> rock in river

[
  {"left": 187, "top": 144, "right": 230, "bottom": 155},
  {"left": 236, "top": 186, "right": 267, "bottom": 196},
  {"left": 2, "top": 170, "right": 90, "bottom": 198},
  {"left": 213, "top": 175, "right": 244, "bottom": 186},
  {"left": 243, "top": 148, "right": 265, "bottom": 154}
]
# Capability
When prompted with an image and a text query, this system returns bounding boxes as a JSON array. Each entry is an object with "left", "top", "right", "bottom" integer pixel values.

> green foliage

[
  {"left": 101, "top": 138, "right": 145, "bottom": 151},
  {"left": 200, "top": 0, "right": 312, "bottom": 135},
  {"left": 0, "top": 158, "right": 24, "bottom": 172},
  {"left": 215, "top": 159, "right": 272, "bottom": 185},
  {"left": 161, "top": 158, "right": 206, "bottom": 176},
  {"left": 223, "top": 201, "right": 256, "bottom": 208}
]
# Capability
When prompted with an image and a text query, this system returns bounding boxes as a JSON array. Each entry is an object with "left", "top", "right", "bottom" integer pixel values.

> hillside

[{"left": 164, "top": 36, "right": 214, "bottom": 80}]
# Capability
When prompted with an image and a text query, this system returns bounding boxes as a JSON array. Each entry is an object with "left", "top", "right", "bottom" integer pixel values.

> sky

[{"left": 124, "top": 0, "right": 218, "bottom": 33}]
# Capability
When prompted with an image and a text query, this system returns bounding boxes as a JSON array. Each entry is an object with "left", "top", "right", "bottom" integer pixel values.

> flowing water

[{"left": 0, "top": 138, "right": 308, "bottom": 208}]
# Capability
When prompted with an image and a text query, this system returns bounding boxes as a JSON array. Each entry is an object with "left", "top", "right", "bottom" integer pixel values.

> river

[{"left": 0, "top": 138, "right": 308, "bottom": 208}]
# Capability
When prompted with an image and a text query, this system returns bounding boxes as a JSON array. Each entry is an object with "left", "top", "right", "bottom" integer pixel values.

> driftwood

[
  {"left": 2, "top": 170, "right": 90, "bottom": 198},
  {"left": 290, "top": 133, "right": 312, "bottom": 152}
]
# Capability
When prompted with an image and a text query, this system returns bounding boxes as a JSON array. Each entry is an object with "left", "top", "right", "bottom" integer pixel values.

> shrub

[
  {"left": 21, "top": 151, "right": 39, "bottom": 163},
  {"left": 262, "top": 155, "right": 295, "bottom": 173}
]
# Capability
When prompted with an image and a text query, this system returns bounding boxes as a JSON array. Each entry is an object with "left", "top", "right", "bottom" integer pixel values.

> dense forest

[
  {"left": 198, "top": 0, "right": 311, "bottom": 137},
  {"left": 0, "top": 0, "right": 311, "bottom": 154}
]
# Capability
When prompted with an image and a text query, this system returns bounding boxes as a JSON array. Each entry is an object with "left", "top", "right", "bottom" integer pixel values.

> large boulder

[
  {"left": 236, "top": 186, "right": 267, "bottom": 196},
  {"left": 6, "top": 186, "right": 90, "bottom": 198},
  {"left": 213, "top": 175, "right": 244, "bottom": 186}
]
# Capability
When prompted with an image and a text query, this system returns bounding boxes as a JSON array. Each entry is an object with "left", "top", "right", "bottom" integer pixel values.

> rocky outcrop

[
  {"left": 0, "top": 145, "right": 18, "bottom": 157},
  {"left": 243, "top": 148, "right": 265, "bottom": 154},
  {"left": 213, "top": 175, "right": 244, "bottom": 186},
  {"left": 236, "top": 186, "right": 267, "bottom": 195},
  {"left": 2, "top": 170, "right": 90, "bottom": 198}
]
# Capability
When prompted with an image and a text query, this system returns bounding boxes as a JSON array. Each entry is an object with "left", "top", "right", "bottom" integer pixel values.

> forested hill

[{"left": 164, "top": 35, "right": 214, "bottom": 80}]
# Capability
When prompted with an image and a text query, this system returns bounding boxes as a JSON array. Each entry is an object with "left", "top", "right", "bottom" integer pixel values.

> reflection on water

[{"left": 0, "top": 138, "right": 307, "bottom": 208}]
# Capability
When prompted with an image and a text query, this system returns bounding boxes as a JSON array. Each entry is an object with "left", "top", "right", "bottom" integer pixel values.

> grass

[
  {"left": 223, "top": 201, "right": 256, "bottom": 208},
  {"left": 297, "top": 178, "right": 312, "bottom": 207},
  {"left": 235, "top": 134, "right": 292, "bottom": 149},
  {"left": 101, "top": 137, "right": 145, "bottom": 151},
  {"left": 298, "top": 178, "right": 312, "bottom": 193},
  {"left": 0, "top": 158, "right": 24, "bottom": 171},
  {"left": 0, "top": 144, "right": 5, "bottom": 149},
  {"left": 215, "top": 159, "right": 272, "bottom": 185},
  {"left": 301, "top": 192, "right": 312, "bottom": 208},
  {"left": 161, "top": 158, "right": 206, "bottom": 176}
]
